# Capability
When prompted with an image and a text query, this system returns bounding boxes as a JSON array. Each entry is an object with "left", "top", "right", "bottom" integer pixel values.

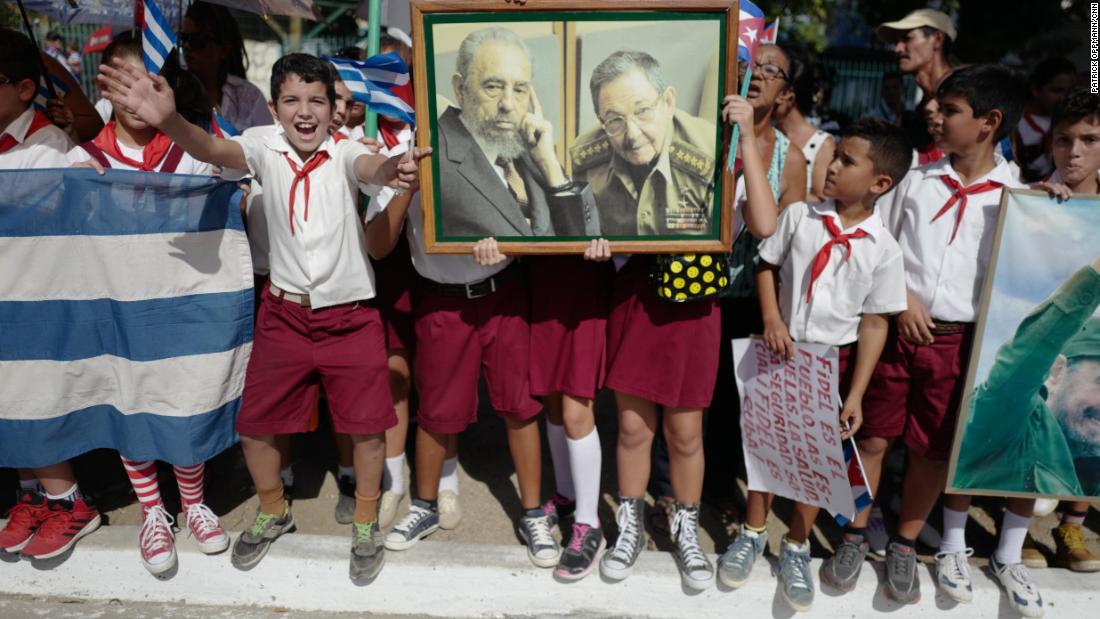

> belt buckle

[{"left": 464, "top": 277, "right": 496, "bottom": 299}]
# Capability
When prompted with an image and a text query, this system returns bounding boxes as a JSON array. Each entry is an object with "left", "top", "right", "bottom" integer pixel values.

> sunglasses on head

[{"left": 179, "top": 32, "right": 218, "bottom": 50}]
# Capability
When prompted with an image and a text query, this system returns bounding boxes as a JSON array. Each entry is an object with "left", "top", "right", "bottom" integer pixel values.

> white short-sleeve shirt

[
  {"left": 0, "top": 108, "right": 73, "bottom": 169},
  {"left": 231, "top": 129, "right": 383, "bottom": 308},
  {"left": 883, "top": 156, "right": 1023, "bottom": 323},
  {"left": 758, "top": 200, "right": 907, "bottom": 347},
  {"left": 372, "top": 126, "right": 509, "bottom": 285}
]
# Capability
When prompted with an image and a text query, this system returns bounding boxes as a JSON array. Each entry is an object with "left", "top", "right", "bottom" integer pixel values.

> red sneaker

[
  {"left": 21, "top": 496, "right": 101, "bottom": 559},
  {"left": 0, "top": 490, "right": 49, "bottom": 553},
  {"left": 185, "top": 503, "right": 229, "bottom": 554}
]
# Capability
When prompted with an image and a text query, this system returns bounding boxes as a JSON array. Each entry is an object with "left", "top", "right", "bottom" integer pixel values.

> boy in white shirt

[
  {"left": 0, "top": 28, "right": 104, "bottom": 563},
  {"left": 719, "top": 118, "right": 910, "bottom": 612},
  {"left": 858, "top": 64, "right": 1034, "bottom": 614},
  {"left": 97, "top": 52, "right": 428, "bottom": 583}
]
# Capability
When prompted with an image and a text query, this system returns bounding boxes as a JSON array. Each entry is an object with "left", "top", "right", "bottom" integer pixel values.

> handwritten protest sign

[{"left": 732, "top": 338, "right": 855, "bottom": 519}]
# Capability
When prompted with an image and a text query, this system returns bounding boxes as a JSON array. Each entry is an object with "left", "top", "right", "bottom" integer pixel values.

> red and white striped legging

[{"left": 121, "top": 458, "right": 206, "bottom": 512}]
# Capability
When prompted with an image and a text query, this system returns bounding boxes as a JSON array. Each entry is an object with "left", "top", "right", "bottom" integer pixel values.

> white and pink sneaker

[
  {"left": 185, "top": 503, "right": 229, "bottom": 554},
  {"left": 139, "top": 505, "right": 177, "bottom": 575}
]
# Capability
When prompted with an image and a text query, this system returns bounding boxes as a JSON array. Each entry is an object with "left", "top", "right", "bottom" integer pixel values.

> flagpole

[
  {"left": 364, "top": 0, "right": 381, "bottom": 139},
  {"left": 14, "top": 0, "right": 59, "bottom": 100},
  {"left": 725, "top": 66, "right": 752, "bottom": 172}
]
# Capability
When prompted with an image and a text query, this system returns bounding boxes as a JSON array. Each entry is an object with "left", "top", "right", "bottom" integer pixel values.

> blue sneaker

[{"left": 383, "top": 499, "right": 439, "bottom": 551}]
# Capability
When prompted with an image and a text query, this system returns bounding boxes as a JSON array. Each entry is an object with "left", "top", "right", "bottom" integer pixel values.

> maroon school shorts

[
  {"left": 529, "top": 256, "right": 614, "bottom": 400},
  {"left": 413, "top": 267, "right": 542, "bottom": 434},
  {"left": 237, "top": 286, "right": 397, "bottom": 436},
  {"left": 860, "top": 322, "right": 975, "bottom": 460},
  {"left": 605, "top": 256, "right": 721, "bottom": 409},
  {"left": 371, "top": 233, "right": 417, "bottom": 352}
]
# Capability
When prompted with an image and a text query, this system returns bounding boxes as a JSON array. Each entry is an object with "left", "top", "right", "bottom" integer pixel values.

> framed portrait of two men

[{"left": 409, "top": 0, "right": 739, "bottom": 254}]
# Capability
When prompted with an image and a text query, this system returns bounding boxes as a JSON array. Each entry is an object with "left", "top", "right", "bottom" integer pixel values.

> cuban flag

[
  {"left": 738, "top": 0, "right": 766, "bottom": 64},
  {"left": 761, "top": 18, "right": 780, "bottom": 45},
  {"left": 33, "top": 71, "right": 71, "bottom": 112},
  {"left": 141, "top": 0, "right": 176, "bottom": 74},
  {"left": 832, "top": 438, "right": 875, "bottom": 526},
  {"left": 211, "top": 110, "right": 240, "bottom": 137},
  {"left": 0, "top": 170, "right": 252, "bottom": 467},
  {"left": 325, "top": 53, "right": 416, "bottom": 126}
]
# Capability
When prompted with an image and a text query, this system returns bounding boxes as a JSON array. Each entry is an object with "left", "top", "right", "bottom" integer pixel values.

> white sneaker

[
  {"left": 138, "top": 505, "right": 177, "bottom": 575},
  {"left": 866, "top": 507, "right": 888, "bottom": 557},
  {"left": 934, "top": 548, "right": 974, "bottom": 603},
  {"left": 1033, "top": 498, "right": 1058, "bottom": 518},
  {"left": 990, "top": 555, "right": 1044, "bottom": 618},
  {"left": 378, "top": 489, "right": 404, "bottom": 529},
  {"left": 438, "top": 490, "right": 462, "bottom": 530}
]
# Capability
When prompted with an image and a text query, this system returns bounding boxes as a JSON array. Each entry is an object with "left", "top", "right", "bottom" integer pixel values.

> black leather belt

[
  {"left": 427, "top": 262, "right": 521, "bottom": 299},
  {"left": 930, "top": 320, "right": 972, "bottom": 335}
]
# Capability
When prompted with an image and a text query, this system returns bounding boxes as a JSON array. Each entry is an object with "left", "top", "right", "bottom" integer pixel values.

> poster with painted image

[{"left": 948, "top": 190, "right": 1100, "bottom": 499}]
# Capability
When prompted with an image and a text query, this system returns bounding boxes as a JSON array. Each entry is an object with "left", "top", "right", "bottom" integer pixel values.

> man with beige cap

[{"left": 878, "top": 8, "right": 956, "bottom": 161}]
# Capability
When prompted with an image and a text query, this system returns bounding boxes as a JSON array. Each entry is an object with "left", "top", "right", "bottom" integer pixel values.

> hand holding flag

[{"left": 727, "top": 0, "right": 767, "bottom": 172}]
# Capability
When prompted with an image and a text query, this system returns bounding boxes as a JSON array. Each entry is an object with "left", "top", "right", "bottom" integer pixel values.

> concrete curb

[{"left": 1, "top": 525, "right": 1097, "bottom": 617}]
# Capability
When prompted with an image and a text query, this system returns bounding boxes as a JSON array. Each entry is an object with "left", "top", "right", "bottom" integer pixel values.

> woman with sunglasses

[{"left": 181, "top": 1, "right": 270, "bottom": 132}]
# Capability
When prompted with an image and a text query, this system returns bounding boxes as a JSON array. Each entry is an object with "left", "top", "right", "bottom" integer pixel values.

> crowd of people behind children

[{"left": 1, "top": 4, "right": 1099, "bottom": 616}]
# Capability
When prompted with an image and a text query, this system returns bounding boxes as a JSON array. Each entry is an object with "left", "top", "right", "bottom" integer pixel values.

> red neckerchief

[
  {"left": 92, "top": 121, "right": 174, "bottom": 171},
  {"left": 807, "top": 215, "right": 868, "bottom": 302},
  {"left": 1023, "top": 110, "right": 1052, "bottom": 152},
  {"left": 282, "top": 150, "right": 331, "bottom": 235},
  {"left": 0, "top": 110, "right": 53, "bottom": 154},
  {"left": 917, "top": 143, "right": 944, "bottom": 166},
  {"left": 379, "top": 81, "right": 414, "bottom": 149},
  {"left": 932, "top": 176, "right": 1003, "bottom": 244}
]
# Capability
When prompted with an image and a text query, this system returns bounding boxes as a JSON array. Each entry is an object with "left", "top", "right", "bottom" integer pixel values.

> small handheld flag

[
  {"left": 33, "top": 72, "right": 71, "bottom": 112},
  {"left": 727, "top": 0, "right": 767, "bottom": 172},
  {"left": 832, "top": 437, "right": 875, "bottom": 526},
  {"left": 761, "top": 18, "right": 780, "bottom": 45},
  {"left": 141, "top": 0, "right": 176, "bottom": 74},
  {"left": 211, "top": 110, "right": 239, "bottom": 138},
  {"left": 325, "top": 53, "right": 416, "bottom": 126}
]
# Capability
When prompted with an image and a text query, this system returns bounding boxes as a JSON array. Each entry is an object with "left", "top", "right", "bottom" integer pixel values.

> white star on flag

[{"left": 746, "top": 27, "right": 758, "bottom": 42}]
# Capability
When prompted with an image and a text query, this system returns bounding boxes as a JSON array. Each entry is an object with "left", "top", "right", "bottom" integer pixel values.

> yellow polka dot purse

[{"left": 651, "top": 253, "right": 731, "bottom": 302}]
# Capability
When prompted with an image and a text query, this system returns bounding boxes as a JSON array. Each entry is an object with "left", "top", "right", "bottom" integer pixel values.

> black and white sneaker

[
  {"left": 600, "top": 496, "right": 645, "bottom": 581},
  {"left": 671, "top": 503, "right": 714, "bottom": 591},
  {"left": 519, "top": 506, "right": 561, "bottom": 568},
  {"left": 383, "top": 500, "right": 439, "bottom": 551},
  {"left": 555, "top": 522, "right": 605, "bottom": 581}
]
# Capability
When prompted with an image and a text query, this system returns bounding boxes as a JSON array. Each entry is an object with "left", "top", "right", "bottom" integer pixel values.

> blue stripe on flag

[
  {"left": 0, "top": 400, "right": 241, "bottom": 468},
  {"left": 142, "top": 0, "right": 176, "bottom": 74},
  {"left": 0, "top": 290, "right": 254, "bottom": 362},
  {"left": 0, "top": 169, "right": 245, "bottom": 237}
]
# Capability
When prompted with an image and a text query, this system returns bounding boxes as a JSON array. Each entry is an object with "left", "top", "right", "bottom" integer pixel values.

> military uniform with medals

[{"left": 570, "top": 109, "right": 717, "bottom": 236}]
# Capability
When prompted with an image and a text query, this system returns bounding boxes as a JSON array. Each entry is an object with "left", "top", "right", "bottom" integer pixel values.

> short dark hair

[
  {"left": 1027, "top": 57, "right": 1077, "bottom": 92},
  {"left": 936, "top": 64, "right": 1024, "bottom": 142},
  {"left": 45, "top": 30, "right": 64, "bottom": 44},
  {"left": 270, "top": 53, "right": 336, "bottom": 107},
  {"left": 842, "top": 118, "right": 913, "bottom": 188},
  {"left": 589, "top": 50, "right": 668, "bottom": 116},
  {"left": 1052, "top": 88, "right": 1100, "bottom": 131},
  {"left": 0, "top": 28, "right": 42, "bottom": 97}
]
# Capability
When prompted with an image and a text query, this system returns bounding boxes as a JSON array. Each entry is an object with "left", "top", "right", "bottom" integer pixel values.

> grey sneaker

[
  {"left": 718, "top": 524, "right": 768, "bottom": 588},
  {"left": 670, "top": 503, "right": 714, "bottom": 591},
  {"left": 519, "top": 507, "right": 561, "bottom": 568},
  {"left": 778, "top": 539, "right": 815, "bottom": 612},
  {"left": 349, "top": 521, "right": 384, "bottom": 583},
  {"left": 990, "top": 555, "right": 1044, "bottom": 618},
  {"left": 934, "top": 547, "right": 974, "bottom": 603},
  {"left": 384, "top": 500, "right": 439, "bottom": 551},
  {"left": 820, "top": 533, "right": 868, "bottom": 592},
  {"left": 334, "top": 475, "right": 355, "bottom": 525},
  {"left": 600, "top": 496, "right": 645, "bottom": 581},
  {"left": 230, "top": 504, "right": 295, "bottom": 571},
  {"left": 884, "top": 542, "right": 921, "bottom": 604}
]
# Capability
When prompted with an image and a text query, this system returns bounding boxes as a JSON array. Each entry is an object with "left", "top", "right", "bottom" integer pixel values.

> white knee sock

[
  {"left": 546, "top": 422, "right": 575, "bottom": 500},
  {"left": 383, "top": 454, "right": 406, "bottom": 495},
  {"left": 994, "top": 510, "right": 1031, "bottom": 566},
  {"left": 567, "top": 428, "right": 602, "bottom": 527},
  {"left": 940, "top": 506, "right": 969, "bottom": 553},
  {"left": 438, "top": 457, "right": 460, "bottom": 495}
]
